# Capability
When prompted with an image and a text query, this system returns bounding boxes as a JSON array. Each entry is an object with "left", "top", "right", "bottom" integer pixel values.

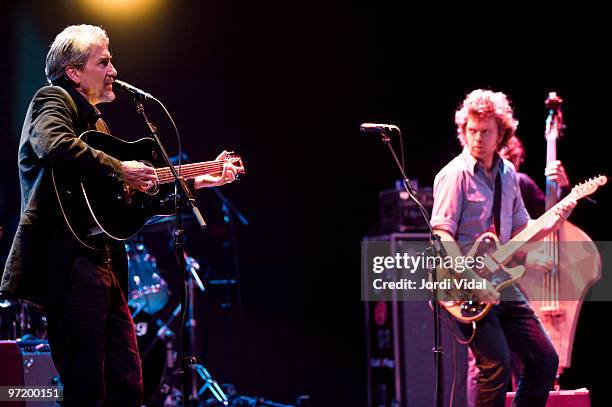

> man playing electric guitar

[{"left": 430, "top": 89, "right": 575, "bottom": 407}]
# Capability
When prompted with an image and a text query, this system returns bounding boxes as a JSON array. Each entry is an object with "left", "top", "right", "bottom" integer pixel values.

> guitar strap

[{"left": 493, "top": 171, "right": 502, "bottom": 236}]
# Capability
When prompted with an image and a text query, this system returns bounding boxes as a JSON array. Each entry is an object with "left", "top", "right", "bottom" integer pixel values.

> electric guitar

[
  {"left": 52, "top": 130, "right": 245, "bottom": 248},
  {"left": 440, "top": 175, "right": 607, "bottom": 323}
]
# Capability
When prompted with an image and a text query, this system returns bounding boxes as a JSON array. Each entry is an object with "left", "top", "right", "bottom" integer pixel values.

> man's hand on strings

[
  {"left": 194, "top": 150, "right": 243, "bottom": 189},
  {"left": 121, "top": 160, "right": 158, "bottom": 192},
  {"left": 544, "top": 160, "right": 569, "bottom": 188},
  {"left": 525, "top": 250, "right": 554, "bottom": 274}
]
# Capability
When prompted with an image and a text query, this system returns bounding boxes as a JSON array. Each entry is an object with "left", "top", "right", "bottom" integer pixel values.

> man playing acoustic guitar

[
  {"left": 430, "top": 89, "right": 575, "bottom": 407},
  {"left": 1, "top": 24, "right": 241, "bottom": 405}
]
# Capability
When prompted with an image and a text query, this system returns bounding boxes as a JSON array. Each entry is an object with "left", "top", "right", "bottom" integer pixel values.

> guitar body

[
  {"left": 437, "top": 175, "right": 606, "bottom": 324},
  {"left": 53, "top": 131, "right": 188, "bottom": 244},
  {"left": 439, "top": 232, "right": 525, "bottom": 324}
]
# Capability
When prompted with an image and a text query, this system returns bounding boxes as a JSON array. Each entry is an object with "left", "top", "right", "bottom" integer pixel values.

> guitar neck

[
  {"left": 155, "top": 161, "right": 225, "bottom": 184},
  {"left": 492, "top": 193, "right": 576, "bottom": 264}
]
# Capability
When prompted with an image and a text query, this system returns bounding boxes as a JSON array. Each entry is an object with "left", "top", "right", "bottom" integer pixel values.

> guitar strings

[{"left": 155, "top": 161, "right": 233, "bottom": 183}]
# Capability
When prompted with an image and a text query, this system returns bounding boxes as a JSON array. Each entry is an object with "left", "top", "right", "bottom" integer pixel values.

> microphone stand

[
  {"left": 211, "top": 187, "right": 249, "bottom": 226},
  {"left": 128, "top": 94, "right": 217, "bottom": 406},
  {"left": 374, "top": 130, "right": 447, "bottom": 407},
  {"left": 210, "top": 187, "right": 250, "bottom": 376}
]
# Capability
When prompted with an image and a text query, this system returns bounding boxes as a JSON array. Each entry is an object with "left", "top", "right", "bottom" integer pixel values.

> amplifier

[
  {"left": 505, "top": 389, "right": 590, "bottom": 407},
  {"left": 379, "top": 185, "right": 433, "bottom": 233},
  {"left": 0, "top": 340, "right": 60, "bottom": 407},
  {"left": 363, "top": 233, "right": 468, "bottom": 407}
]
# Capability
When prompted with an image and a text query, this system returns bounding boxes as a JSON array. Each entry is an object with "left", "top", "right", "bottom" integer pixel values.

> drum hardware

[
  {"left": 125, "top": 234, "right": 178, "bottom": 406},
  {"left": 146, "top": 247, "right": 230, "bottom": 406},
  {"left": 127, "top": 233, "right": 228, "bottom": 405},
  {"left": 0, "top": 297, "right": 47, "bottom": 341},
  {"left": 142, "top": 303, "right": 182, "bottom": 360},
  {"left": 216, "top": 384, "right": 309, "bottom": 407},
  {"left": 133, "top": 302, "right": 183, "bottom": 406},
  {"left": 182, "top": 248, "right": 229, "bottom": 406},
  {"left": 193, "top": 364, "right": 229, "bottom": 405},
  {"left": 187, "top": 255, "right": 206, "bottom": 293}
]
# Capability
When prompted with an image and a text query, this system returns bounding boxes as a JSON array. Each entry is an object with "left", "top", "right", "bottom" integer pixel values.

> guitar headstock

[
  {"left": 571, "top": 175, "right": 607, "bottom": 200},
  {"left": 545, "top": 91, "right": 563, "bottom": 111},
  {"left": 545, "top": 91, "right": 564, "bottom": 142}
]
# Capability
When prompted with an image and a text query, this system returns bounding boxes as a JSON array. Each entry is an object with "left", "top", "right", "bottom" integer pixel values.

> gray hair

[{"left": 45, "top": 24, "right": 109, "bottom": 85}]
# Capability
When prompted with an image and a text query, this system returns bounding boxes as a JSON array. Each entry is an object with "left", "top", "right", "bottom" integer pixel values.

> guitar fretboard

[
  {"left": 155, "top": 161, "right": 225, "bottom": 184},
  {"left": 493, "top": 193, "right": 575, "bottom": 264}
]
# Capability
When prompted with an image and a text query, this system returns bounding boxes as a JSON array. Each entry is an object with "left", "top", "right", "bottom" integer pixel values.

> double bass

[{"left": 519, "top": 92, "right": 602, "bottom": 385}]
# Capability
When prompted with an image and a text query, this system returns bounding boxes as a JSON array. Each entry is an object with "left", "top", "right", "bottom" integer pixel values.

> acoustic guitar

[{"left": 52, "top": 130, "right": 244, "bottom": 247}]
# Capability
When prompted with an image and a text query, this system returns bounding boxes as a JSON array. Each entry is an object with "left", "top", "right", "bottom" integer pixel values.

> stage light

[{"left": 78, "top": 0, "right": 164, "bottom": 21}]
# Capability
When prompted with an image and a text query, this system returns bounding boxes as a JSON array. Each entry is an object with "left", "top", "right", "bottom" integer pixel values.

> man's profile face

[
  {"left": 74, "top": 41, "right": 117, "bottom": 105},
  {"left": 465, "top": 115, "right": 502, "bottom": 165}
]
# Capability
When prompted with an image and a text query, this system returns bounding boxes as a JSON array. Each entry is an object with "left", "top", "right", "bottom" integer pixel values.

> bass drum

[{"left": 132, "top": 307, "right": 171, "bottom": 406}]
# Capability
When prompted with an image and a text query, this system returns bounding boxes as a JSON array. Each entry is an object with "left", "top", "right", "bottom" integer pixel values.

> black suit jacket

[{"left": 1, "top": 85, "right": 127, "bottom": 309}]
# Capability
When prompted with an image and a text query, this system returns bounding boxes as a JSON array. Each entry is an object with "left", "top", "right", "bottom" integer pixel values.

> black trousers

[
  {"left": 47, "top": 249, "right": 143, "bottom": 406},
  {"left": 459, "top": 299, "right": 558, "bottom": 407}
]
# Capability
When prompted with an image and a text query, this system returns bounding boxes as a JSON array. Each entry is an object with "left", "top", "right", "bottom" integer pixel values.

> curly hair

[{"left": 454, "top": 89, "right": 518, "bottom": 150}]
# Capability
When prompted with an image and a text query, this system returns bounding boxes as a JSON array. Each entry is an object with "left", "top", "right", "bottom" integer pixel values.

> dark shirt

[
  {"left": 1, "top": 84, "right": 125, "bottom": 308},
  {"left": 516, "top": 172, "right": 546, "bottom": 218}
]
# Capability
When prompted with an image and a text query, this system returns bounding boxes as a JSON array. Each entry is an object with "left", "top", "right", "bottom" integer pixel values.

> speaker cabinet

[
  {"left": 0, "top": 340, "right": 60, "bottom": 407},
  {"left": 364, "top": 233, "right": 468, "bottom": 407}
]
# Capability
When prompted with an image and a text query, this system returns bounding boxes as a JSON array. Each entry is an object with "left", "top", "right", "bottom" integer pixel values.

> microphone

[
  {"left": 360, "top": 123, "right": 401, "bottom": 135},
  {"left": 112, "top": 79, "right": 153, "bottom": 100}
]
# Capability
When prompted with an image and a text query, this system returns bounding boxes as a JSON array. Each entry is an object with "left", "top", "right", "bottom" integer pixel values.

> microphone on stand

[
  {"left": 112, "top": 79, "right": 153, "bottom": 100},
  {"left": 360, "top": 123, "right": 401, "bottom": 135}
]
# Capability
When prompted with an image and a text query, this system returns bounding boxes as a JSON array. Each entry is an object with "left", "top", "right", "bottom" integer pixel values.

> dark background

[{"left": 1, "top": 2, "right": 610, "bottom": 406}]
